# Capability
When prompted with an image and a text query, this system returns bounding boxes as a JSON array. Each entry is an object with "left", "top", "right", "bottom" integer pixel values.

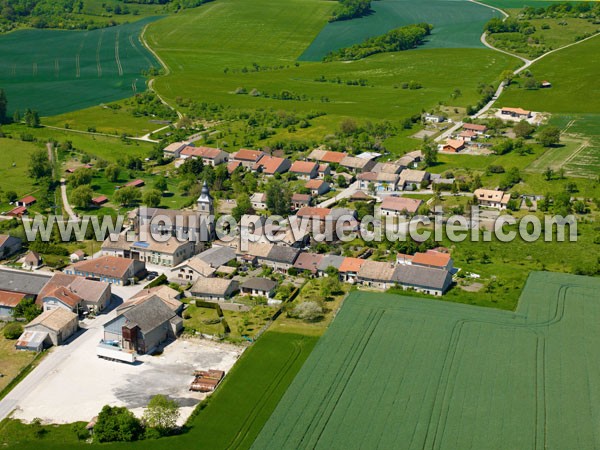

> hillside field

[
  {"left": 300, "top": 0, "right": 502, "bottom": 61},
  {"left": 0, "top": 17, "right": 160, "bottom": 116},
  {"left": 146, "top": 0, "right": 518, "bottom": 125},
  {"left": 253, "top": 272, "right": 600, "bottom": 449}
]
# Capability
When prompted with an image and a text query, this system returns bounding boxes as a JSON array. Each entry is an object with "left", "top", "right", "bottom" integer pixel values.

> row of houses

[{"left": 357, "top": 168, "right": 430, "bottom": 192}]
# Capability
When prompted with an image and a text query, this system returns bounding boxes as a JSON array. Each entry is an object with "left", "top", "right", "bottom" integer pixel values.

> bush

[
  {"left": 3, "top": 322, "right": 23, "bottom": 339},
  {"left": 94, "top": 405, "right": 143, "bottom": 443},
  {"left": 291, "top": 301, "right": 324, "bottom": 322}
]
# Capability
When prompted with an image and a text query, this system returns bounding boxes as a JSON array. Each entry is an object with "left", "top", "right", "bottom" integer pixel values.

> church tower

[{"left": 197, "top": 181, "right": 214, "bottom": 217}]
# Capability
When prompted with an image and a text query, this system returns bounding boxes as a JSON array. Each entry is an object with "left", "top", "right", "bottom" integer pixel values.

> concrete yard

[{"left": 11, "top": 321, "right": 242, "bottom": 425}]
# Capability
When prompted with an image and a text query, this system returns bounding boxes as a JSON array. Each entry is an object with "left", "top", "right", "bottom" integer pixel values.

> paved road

[
  {"left": 60, "top": 178, "right": 78, "bottom": 222},
  {"left": 317, "top": 181, "right": 359, "bottom": 208},
  {"left": 0, "top": 281, "right": 145, "bottom": 422}
]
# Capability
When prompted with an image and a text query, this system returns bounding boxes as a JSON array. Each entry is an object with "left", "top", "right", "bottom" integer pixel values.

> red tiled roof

[
  {"left": 297, "top": 207, "right": 331, "bottom": 220},
  {"left": 463, "top": 123, "right": 487, "bottom": 132},
  {"left": 0, "top": 290, "right": 27, "bottom": 307},
  {"left": 380, "top": 196, "right": 422, "bottom": 213},
  {"left": 253, "top": 156, "right": 287, "bottom": 175},
  {"left": 227, "top": 161, "right": 242, "bottom": 173},
  {"left": 291, "top": 193, "right": 311, "bottom": 203},
  {"left": 412, "top": 250, "right": 451, "bottom": 268},
  {"left": 305, "top": 179, "right": 325, "bottom": 189},
  {"left": 124, "top": 179, "right": 144, "bottom": 188},
  {"left": 445, "top": 139, "right": 465, "bottom": 150},
  {"left": 8, "top": 206, "right": 27, "bottom": 216},
  {"left": 20, "top": 196, "right": 36, "bottom": 205},
  {"left": 92, "top": 195, "right": 108, "bottom": 204},
  {"left": 321, "top": 151, "right": 347, "bottom": 163},
  {"left": 181, "top": 146, "right": 223, "bottom": 159},
  {"left": 68, "top": 255, "right": 137, "bottom": 279},
  {"left": 290, "top": 161, "right": 318, "bottom": 174},
  {"left": 45, "top": 286, "right": 83, "bottom": 308},
  {"left": 235, "top": 149, "right": 264, "bottom": 162},
  {"left": 339, "top": 257, "right": 366, "bottom": 273}
]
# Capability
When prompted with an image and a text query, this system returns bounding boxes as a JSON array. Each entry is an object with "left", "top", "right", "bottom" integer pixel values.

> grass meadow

[
  {"left": 145, "top": 0, "right": 518, "bottom": 126},
  {"left": 253, "top": 273, "right": 600, "bottom": 449},
  {"left": 499, "top": 35, "right": 600, "bottom": 114}
]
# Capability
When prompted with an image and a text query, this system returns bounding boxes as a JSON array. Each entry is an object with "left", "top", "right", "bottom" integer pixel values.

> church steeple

[{"left": 197, "top": 181, "right": 214, "bottom": 216}]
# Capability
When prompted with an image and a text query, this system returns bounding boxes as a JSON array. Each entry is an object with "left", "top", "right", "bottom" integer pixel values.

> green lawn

[
  {"left": 253, "top": 272, "right": 600, "bottom": 449},
  {"left": 0, "top": 17, "right": 160, "bottom": 116},
  {"left": 300, "top": 0, "right": 502, "bottom": 61},
  {"left": 1, "top": 330, "right": 319, "bottom": 450},
  {"left": 0, "top": 325, "right": 38, "bottom": 393}
]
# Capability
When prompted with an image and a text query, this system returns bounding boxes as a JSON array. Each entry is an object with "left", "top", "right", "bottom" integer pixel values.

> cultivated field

[
  {"left": 253, "top": 272, "right": 600, "bottom": 449},
  {"left": 0, "top": 18, "right": 159, "bottom": 116},
  {"left": 146, "top": 0, "right": 517, "bottom": 123},
  {"left": 300, "top": 0, "right": 501, "bottom": 61}
]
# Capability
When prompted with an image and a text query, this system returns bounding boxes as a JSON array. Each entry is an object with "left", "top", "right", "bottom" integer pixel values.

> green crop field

[
  {"left": 145, "top": 0, "right": 517, "bottom": 126},
  {"left": 479, "top": 0, "right": 589, "bottom": 8},
  {"left": 299, "top": 0, "right": 502, "bottom": 61},
  {"left": 253, "top": 272, "right": 600, "bottom": 449},
  {"left": 0, "top": 17, "right": 159, "bottom": 117}
]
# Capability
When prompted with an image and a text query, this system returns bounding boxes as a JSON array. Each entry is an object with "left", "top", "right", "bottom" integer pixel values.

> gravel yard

[{"left": 11, "top": 319, "right": 242, "bottom": 425}]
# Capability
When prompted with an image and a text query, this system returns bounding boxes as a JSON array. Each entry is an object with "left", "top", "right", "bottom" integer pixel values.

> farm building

[
  {"left": 240, "top": 278, "right": 277, "bottom": 298},
  {"left": 357, "top": 261, "right": 396, "bottom": 289},
  {"left": 18, "top": 308, "right": 79, "bottom": 349},
  {"left": 0, "top": 269, "right": 51, "bottom": 299},
  {"left": 124, "top": 179, "right": 145, "bottom": 188},
  {"left": 91, "top": 195, "right": 108, "bottom": 206},
  {"left": 190, "top": 277, "right": 239, "bottom": 301},
  {"left": 103, "top": 296, "right": 182, "bottom": 355},
  {"left": 70, "top": 250, "right": 85, "bottom": 263},
  {"left": 101, "top": 234, "right": 196, "bottom": 267},
  {"left": 16, "top": 196, "right": 36, "bottom": 207},
  {"left": 501, "top": 107, "right": 531, "bottom": 119},
  {"left": 392, "top": 264, "right": 453, "bottom": 296},
  {"left": 0, "top": 290, "right": 29, "bottom": 318},
  {"left": 64, "top": 255, "right": 145, "bottom": 286},
  {"left": 411, "top": 250, "right": 454, "bottom": 271},
  {"left": 7, "top": 206, "right": 27, "bottom": 217},
  {"left": 0, "top": 235, "right": 22, "bottom": 258},
  {"left": 264, "top": 246, "right": 300, "bottom": 272}
]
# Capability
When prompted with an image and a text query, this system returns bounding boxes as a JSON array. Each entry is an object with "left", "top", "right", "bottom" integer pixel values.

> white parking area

[{"left": 11, "top": 317, "right": 242, "bottom": 425}]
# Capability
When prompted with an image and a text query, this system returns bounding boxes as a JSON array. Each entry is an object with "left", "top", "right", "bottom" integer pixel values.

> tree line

[
  {"left": 323, "top": 23, "right": 433, "bottom": 61},
  {"left": 329, "top": 0, "right": 371, "bottom": 22}
]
